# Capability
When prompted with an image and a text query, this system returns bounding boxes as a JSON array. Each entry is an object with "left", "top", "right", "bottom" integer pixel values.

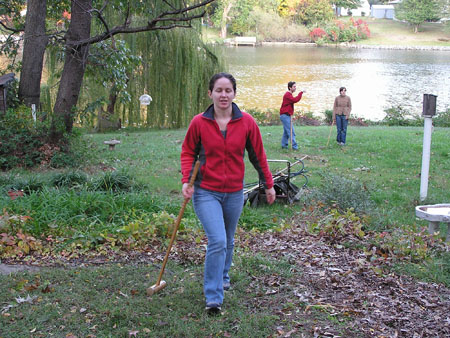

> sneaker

[
  {"left": 223, "top": 282, "right": 231, "bottom": 291},
  {"left": 205, "top": 302, "right": 222, "bottom": 314}
]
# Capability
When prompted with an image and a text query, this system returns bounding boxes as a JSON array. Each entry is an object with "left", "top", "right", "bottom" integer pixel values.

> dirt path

[{"left": 0, "top": 263, "right": 40, "bottom": 275}]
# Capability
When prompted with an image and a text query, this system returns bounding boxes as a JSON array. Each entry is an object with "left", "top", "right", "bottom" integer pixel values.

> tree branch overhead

[{"left": 67, "top": 0, "right": 215, "bottom": 48}]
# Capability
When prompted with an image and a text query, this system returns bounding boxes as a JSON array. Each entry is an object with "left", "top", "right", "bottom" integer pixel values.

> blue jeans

[
  {"left": 280, "top": 114, "right": 297, "bottom": 150},
  {"left": 336, "top": 114, "right": 348, "bottom": 144},
  {"left": 193, "top": 187, "right": 244, "bottom": 305}
]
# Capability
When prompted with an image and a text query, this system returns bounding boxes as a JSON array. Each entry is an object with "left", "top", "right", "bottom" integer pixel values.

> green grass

[
  {"left": 351, "top": 17, "right": 450, "bottom": 46},
  {"left": 2, "top": 125, "right": 449, "bottom": 233},
  {"left": 0, "top": 260, "right": 280, "bottom": 337},
  {"left": 1, "top": 125, "right": 449, "bottom": 336}
]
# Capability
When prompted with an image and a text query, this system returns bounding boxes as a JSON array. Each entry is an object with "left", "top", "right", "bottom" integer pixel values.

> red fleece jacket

[
  {"left": 181, "top": 103, "right": 274, "bottom": 193},
  {"left": 280, "top": 91, "right": 303, "bottom": 116}
]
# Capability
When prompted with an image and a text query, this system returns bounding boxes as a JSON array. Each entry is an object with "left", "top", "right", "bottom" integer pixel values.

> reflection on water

[{"left": 224, "top": 45, "right": 450, "bottom": 121}]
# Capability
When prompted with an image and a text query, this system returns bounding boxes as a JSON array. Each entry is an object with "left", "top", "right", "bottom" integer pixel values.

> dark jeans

[{"left": 336, "top": 114, "right": 348, "bottom": 144}]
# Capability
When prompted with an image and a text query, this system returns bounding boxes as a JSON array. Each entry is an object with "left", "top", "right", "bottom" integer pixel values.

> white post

[
  {"left": 420, "top": 116, "right": 433, "bottom": 201},
  {"left": 31, "top": 104, "right": 36, "bottom": 122}
]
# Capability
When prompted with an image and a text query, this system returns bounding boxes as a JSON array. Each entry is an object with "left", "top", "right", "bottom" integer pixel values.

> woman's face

[
  {"left": 208, "top": 77, "right": 236, "bottom": 111},
  {"left": 340, "top": 88, "right": 347, "bottom": 96}
]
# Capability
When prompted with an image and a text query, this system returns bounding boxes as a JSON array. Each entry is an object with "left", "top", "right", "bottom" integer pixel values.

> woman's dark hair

[
  {"left": 339, "top": 87, "right": 346, "bottom": 93},
  {"left": 288, "top": 81, "right": 296, "bottom": 90},
  {"left": 209, "top": 72, "right": 237, "bottom": 92}
]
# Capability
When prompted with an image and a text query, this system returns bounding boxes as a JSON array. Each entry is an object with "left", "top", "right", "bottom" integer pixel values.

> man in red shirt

[{"left": 279, "top": 81, "right": 305, "bottom": 150}]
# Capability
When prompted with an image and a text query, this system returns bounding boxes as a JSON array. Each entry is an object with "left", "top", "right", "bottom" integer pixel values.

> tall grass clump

[
  {"left": 2, "top": 190, "right": 182, "bottom": 236},
  {"left": 0, "top": 174, "right": 46, "bottom": 194},
  {"left": 50, "top": 171, "right": 89, "bottom": 189},
  {"left": 91, "top": 171, "right": 134, "bottom": 192},
  {"left": 315, "top": 172, "right": 376, "bottom": 216}
]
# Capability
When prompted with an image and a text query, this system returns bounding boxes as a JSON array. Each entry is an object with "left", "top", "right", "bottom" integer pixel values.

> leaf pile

[{"left": 234, "top": 225, "right": 450, "bottom": 337}]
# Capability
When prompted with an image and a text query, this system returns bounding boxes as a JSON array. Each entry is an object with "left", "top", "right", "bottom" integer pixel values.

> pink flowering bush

[
  {"left": 309, "top": 27, "right": 327, "bottom": 41},
  {"left": 310, "top": 19, "right": 370, "bottom": 44},
  {"left": 350, "top": 17, "right": 371, "bottom": 39}
]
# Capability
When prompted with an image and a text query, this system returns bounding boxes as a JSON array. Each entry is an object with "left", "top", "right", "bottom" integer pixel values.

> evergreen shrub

[
  {"left": 0, "top": 108, "right": 92, "bottom": 170},
  {"left": 433, "top": 109, "right": 450, "bottom": 127},
  {"left": 0, "top": 107, "right": 49, "bottom": 169},
  {"left": 382, "top": 106, "right": 422, "bottom": 126}
]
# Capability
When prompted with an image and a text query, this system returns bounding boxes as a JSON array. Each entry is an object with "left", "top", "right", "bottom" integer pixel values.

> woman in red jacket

[{"left": 181, "top": 72, "right": 276, "bottom": 314}]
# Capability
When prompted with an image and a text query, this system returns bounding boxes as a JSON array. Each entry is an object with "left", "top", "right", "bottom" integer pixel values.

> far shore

[{"left": 258, "top": 41, "right": 450, "bottom": 51}]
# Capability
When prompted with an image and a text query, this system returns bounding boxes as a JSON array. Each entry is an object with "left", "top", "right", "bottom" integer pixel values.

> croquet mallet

[
  {"left": 326, "top": 120, "right": 335, "bottom": 147},
  {"left": 147, "top": 160, "right": 200, "bottom": 296}
]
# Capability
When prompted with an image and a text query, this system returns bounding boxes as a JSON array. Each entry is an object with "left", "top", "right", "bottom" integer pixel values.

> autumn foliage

[{"left": 310, "top": 19, "right": 370, "bottom": 43}]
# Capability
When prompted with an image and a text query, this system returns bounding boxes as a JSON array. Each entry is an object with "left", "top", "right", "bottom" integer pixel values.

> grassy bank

[{"left": 355, "top": 18, "right": 450, "bottom": 46}]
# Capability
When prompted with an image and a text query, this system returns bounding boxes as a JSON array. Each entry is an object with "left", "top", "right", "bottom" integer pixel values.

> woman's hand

[
  {"left": 265, "top": 187, "right": 276, "bottom": 205},
  {"left": 182, "top": 183, "right": 194, "bottom": 200}
]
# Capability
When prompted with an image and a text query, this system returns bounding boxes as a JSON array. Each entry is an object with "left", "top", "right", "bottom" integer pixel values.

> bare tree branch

[
  {"left": 123, "top": 1, "right": 131, "bottom": 27},
  {"left": 89, "top": 8, "right": 111, "bottom": 34},
  {"left": 0, "top": 20, "right": 23, "bottom": 33},
  {"left": 67, "top": 0, "right": 214, "bottom": 48}
]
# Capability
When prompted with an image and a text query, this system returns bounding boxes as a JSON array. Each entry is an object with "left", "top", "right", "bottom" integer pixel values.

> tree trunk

[
  {"left": 18, "top": 0, "right": 48, "bottom": 108},
  {"left": 220, "top": 1, "right": 234, "bottom": 39},
  {"left": 106, "top": 87, "right": 118, "bottom": 115},
  {"left": 52, "top": 0, "right": 92, "bottom": 140}
]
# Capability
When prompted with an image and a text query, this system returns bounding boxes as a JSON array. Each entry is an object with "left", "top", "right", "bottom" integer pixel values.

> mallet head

[{"left": 146, "top": 280, "right": 167, "bottom": 296}]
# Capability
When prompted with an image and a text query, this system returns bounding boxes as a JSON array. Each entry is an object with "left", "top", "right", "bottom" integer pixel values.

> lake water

[{"left": 224, "top": 45, "right": 450, "bottom": 121}]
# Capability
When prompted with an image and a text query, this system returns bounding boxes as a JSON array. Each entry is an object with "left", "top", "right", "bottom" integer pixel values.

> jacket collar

[{"left": 203, "top": 102, "right": 243, "bottom": 121}]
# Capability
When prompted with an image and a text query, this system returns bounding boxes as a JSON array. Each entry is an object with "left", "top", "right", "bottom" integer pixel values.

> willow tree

[
  {"left": 78, "top": 8, "right": 222, "bottom": 129},
  {"left": 49, "top": 0, "right": 216, "bottom": 141},
  {"left": 126, "top": 29, "right": 222, "bottom": 128}
]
